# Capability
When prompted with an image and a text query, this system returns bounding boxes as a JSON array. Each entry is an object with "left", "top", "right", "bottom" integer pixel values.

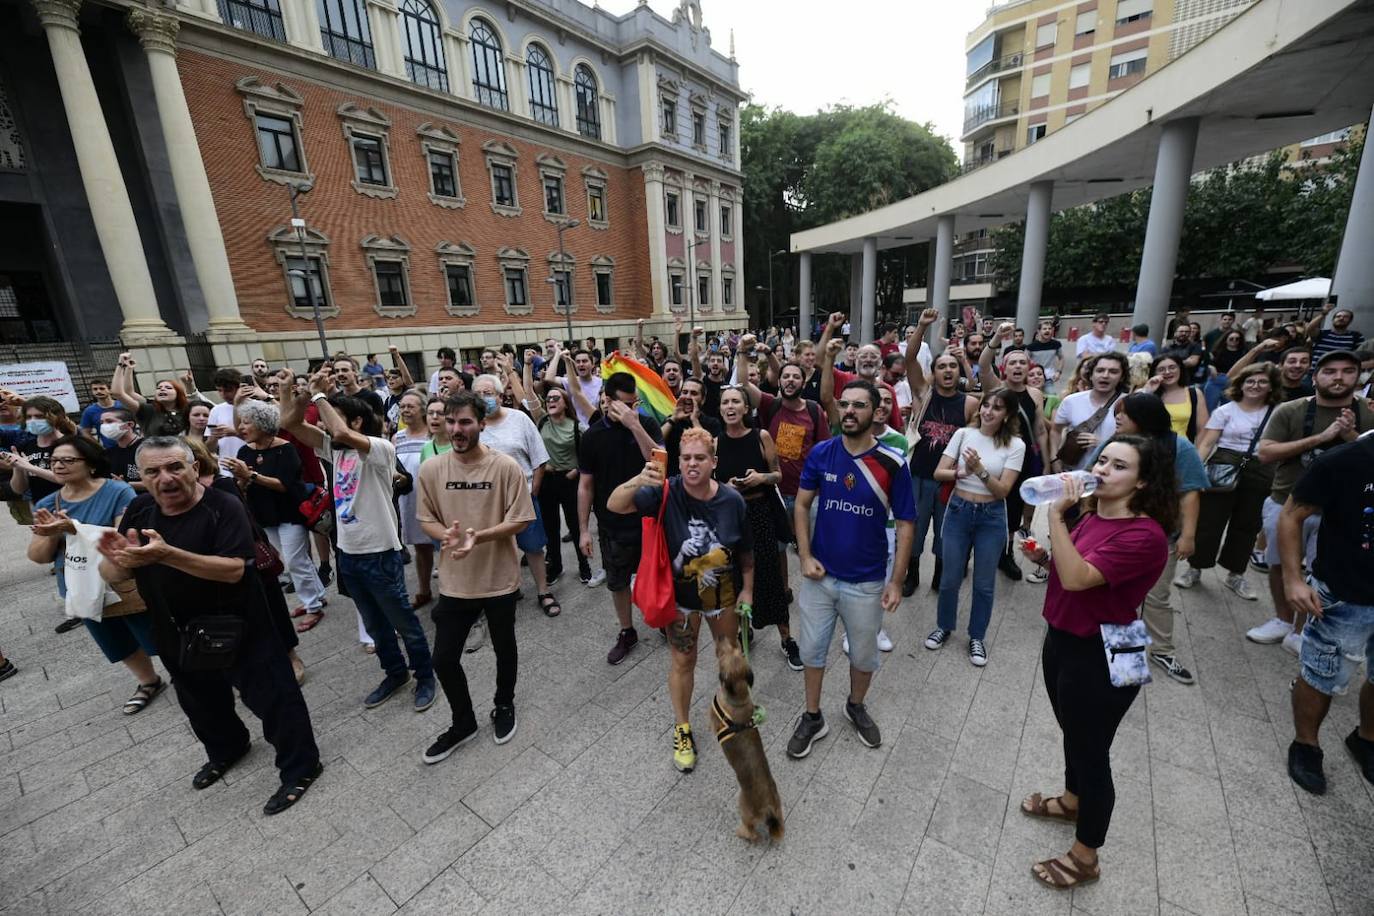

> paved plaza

[{"left": 0, "top": 515, "right": 1370, "bottom": 916}]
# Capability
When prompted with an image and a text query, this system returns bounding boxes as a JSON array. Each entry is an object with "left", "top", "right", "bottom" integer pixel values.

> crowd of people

[{"left": 0, "top": 299, "right": 1370, "bottom": 888}]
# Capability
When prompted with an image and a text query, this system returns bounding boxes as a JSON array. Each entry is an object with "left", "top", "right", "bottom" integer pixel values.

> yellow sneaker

[{"left": 672, "top": 723, "right": 697, "bottom": 773}]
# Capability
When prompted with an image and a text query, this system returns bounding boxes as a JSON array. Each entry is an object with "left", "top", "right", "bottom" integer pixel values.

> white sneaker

[
  {"left": 877, "top": 629, "right": 894, "bottom": 652},
  {"left": 1281, "top": 630, "right": 1303, "bottom": 657},
  {"left": 842, "top": 633, "right": 849, "bottom": 655},
  {"left": 1246, "top": 617, "right": 1292, "bottom": 644},
  {"left": 585, "top": 568, "right": 607, "bottom": 588},
  {"left": 1026, "top": 567, "right": 1049, "bottom": 584},
  {"left": 465, "top": 619, "right": 486, "bottom": 654},
  {"left": 1173, "top": 566, "right": 1201, "bottom": 589},
  {"left": 1224, "top": 573, "right": 1259, "bottom": 601}
]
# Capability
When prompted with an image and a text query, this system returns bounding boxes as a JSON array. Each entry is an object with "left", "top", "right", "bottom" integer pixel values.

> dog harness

[{"left": 712, "top": 693, "right": 758, "bottom": 746}]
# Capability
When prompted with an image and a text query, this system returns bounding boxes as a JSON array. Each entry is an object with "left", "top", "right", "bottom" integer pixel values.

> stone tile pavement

[{"left": 0, "top": 515, "right": 1371, "bottom": 915}]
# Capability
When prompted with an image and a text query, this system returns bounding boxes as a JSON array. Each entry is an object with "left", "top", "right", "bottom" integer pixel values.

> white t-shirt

[
  {"left": 1206, "top": 401, "right": 1273, "bottom": 454},
  {"left": 208, "top": 402, "right": 244, "bottom": 476},
  {"left": 563, "top": 374, "right": 603, "bottom": 430},
  {"left": 316, "top": 436, "right": 402, "bottom": 554},
  {"left": 1241, "top": 317, "right": 1264, "bottom": 343},
  {"left": 942, "top": 426, "right": 1026, "bottom": 498},
  {"left": 1053, "top": 390, "right": 1121, "bottom": 470},
  {"left": 1075, "top": 333, "right": 1117, "bottom": 358},
  {"left": 893, "top": 378, "right": 913, "bottom": 417},
  {"left": 897, "top": 340, "right": 933, "bottom": 375},
  {"left": 478, "top": 409, "right": 549, "bottom": 490}
]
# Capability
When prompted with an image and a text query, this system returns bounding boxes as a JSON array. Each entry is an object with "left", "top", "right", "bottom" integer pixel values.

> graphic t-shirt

[
  {"left": 634, "top": 477, "right": 752, "bottom": 612},
  {"left": 105, "top": 438, "right": 144, "bottom": 486},
  {"left": 1292, "top": 434, "right": 1374, "bottom": 605},
  {"left": 799, "top": 437, "right": 916, "bottom": 583},
  {"left": 909, "top": 391, "right": 968, "bottom": 480},
  {"left": 416, "top": 448, "right": 534, "bottom": 599},
  {"left": 756, "top": 393, "right": 829, "bottom": 497},
  {"left": 315, "top": 437, "right": 401, "bottom": 554},
  {"left": 1042, "top": 514, "right": 1168, "bottom": 638}
]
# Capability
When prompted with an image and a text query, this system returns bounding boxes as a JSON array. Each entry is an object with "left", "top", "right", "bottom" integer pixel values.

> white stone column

[
  {"left": 176, "top": 0, "right": 221, "bottom": 23},
  {"left": 708, "top": 180, "right": 723, "bottom": 313},
  {"left": 860, "top": 236, "right": 877, "bottom": 344},
  {"left": 732, "top": 191, "right": 744, "bottom": 290},
  {"left": 1331, "top": 103, "right": 1374, "bottom": 333},
  {"left": 366, "top": 0, "right": 405, "bottom": 79},
  {"left": 33, "top": 0, "right": 174, "bottom": 338},
  {"left": 128, "top": 7, "right": 248, "bottom": 333},
  {"left": 281, "top": 0, "right": 324, "bottom": 53},
  {"left": 931, "top": 214, "right": 956, "bottom": 322},
  {"left": 1133, "top": 118, "right": 1198, "bottom": 344},
  {"left": 556, "top": 74, "right": 575, "bottom": 133},
  {"left": 506, "top": 53, "right": 529, "bottom": 119},
  {"left": 637, "top": 52, "right": 657, "bottom": 143},
  {"left": 448, "top": 30, "right": 471, "bottom": 100},
  {"left": 601, "top": 94, "right": 617, "bottom": 145},
  {"left": 642, "top": 162, "right": 670, "bottom": 315},
  {"left": 798, "top": 252, "right": 812, "bottom": 339},
  {"left": 1015, "top": 180, "right": 1053, "bottom": 334}
]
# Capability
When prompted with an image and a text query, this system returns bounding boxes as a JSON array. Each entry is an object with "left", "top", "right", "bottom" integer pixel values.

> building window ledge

[
  {"left": 666, "top": 225, "right": 682, "bottom": 236},
  {"left": 352, "top": 180, "right": 398, "bottom": 199},
  {"left": 491, "top": 202, "right": 523, "bottom": 218},
  {"left": 256, "top": 165, "right": 315, "bottom": 187},
  {"left": 428, "top": 193, "right": 465, "bottom": 209}
]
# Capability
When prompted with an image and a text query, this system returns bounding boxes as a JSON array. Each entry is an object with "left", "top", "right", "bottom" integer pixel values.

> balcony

[
  {"left": 961, "top": 147, "right": 1014, "bottom": 173},
  {"left": 966, "top": 51, "right": 1025, "bottom": 88},
  {"left": 962, "top": 99, "right": 1020, "bottom": 137}
]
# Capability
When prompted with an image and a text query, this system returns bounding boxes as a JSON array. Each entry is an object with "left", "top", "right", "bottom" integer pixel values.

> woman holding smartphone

[{"left": 1017, "top": 435, "right": 1175, "bottom": 889}]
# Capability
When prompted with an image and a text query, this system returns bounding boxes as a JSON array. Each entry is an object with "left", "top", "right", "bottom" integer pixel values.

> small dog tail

[{"left": 765, "top": 810, "right": 784, "bottom": 841}]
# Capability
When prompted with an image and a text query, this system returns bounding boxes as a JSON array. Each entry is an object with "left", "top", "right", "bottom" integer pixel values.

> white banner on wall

[{"left": 0, "top": 362, "right": 80, "bottom": 413}]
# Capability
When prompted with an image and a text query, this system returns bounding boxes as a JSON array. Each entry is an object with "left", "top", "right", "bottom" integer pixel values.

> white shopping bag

[{"left": 63, "top": 521, "right": 120, "bottom": 622}]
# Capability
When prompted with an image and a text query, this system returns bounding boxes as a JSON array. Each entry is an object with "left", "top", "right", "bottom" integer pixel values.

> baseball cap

[{"left": 1313, "top": 349, "right": 1360, "bottom": 369}]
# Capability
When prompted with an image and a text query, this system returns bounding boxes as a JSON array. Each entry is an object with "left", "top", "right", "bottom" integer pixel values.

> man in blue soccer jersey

[{"left": 788, "top": 379, "right": 915, "bottom": 757}]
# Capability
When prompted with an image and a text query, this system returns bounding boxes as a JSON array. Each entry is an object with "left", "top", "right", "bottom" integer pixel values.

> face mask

[
  {"left": 100, "top": 422, "right": 127, "bottom": 440},
  {"left": 482, "top": 396, "right": 499, "bottom": 414},
  {"left": 26, "top": 419, "right": 53, "bottom": 436}
]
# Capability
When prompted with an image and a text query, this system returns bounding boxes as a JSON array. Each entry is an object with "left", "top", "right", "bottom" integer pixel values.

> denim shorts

[
  {"left": 1300, "top": 578, "right": 1374, "bottom": 697},
  {"left": 1261, "top": 497, "right": 1319, "bottom": 567},
  {"left": 797, "top": 574, "right": 885, "bottom": 672},
  {"left": 515, "top": 495, "right": 547, "bottom": 553},
  {"left": 84, "top": 612, "right": 158, "bottom": 664}
]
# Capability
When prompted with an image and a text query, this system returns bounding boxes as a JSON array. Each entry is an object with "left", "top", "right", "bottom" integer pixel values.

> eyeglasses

[
  {"left": 836, "top": 399, "right": 871, "bottom": 410},
  {"left": 1242, "top": 378, "right": 1270, "bottom": 386},
  {"left": 49, "top": 457, "right": 86, "bottom": 468}
]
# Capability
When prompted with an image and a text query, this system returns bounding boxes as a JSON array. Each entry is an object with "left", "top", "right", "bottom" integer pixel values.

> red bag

[
  {"left": 298, "top": 486, "right": 335, "bottom": 536},
  {"left": 633, "top": 480, "right": 678, "bottom": 629}
]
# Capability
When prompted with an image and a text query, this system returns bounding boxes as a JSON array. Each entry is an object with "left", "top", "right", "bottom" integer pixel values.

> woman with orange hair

[{"left": 111, "top": 351, "right": 189, "bottom": 437}]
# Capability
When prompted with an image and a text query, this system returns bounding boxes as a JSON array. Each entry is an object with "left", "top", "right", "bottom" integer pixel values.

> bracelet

[{"left": 311, "top": 393, "right": 328, "bottom": 403}]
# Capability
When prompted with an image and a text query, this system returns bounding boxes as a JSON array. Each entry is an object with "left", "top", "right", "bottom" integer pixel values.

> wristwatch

[
  {"left": 250, "top": 471, "right": 259, "bottom": 483},
  {"left": 976, "top": 469, "right": 990, "bottom": 481}
]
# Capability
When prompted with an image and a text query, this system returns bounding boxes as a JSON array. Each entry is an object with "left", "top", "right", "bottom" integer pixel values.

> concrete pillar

[
  {"left": 798, "top": 252, "right": 812, "bottom": 340},
  {"left": 33, "top": 0, "right": 174, "bottom": 338},
  {"left": 128, "top": 8, "right": 249, "bottom": 334},
  {"left": 848, "top": 253, "right": 862, "bottom": 335},
  {"left": 1133, "top": 118, "right": 1199, "bottom": 344},
  {"left": 708, "top": 180, "right": 723, "bottom": 316},
  {"left": 931, "top": 214, "right": 956, "bottom": 322},
  {"left": 860, "top": 236, "right": 877, "bottom": 344},
  {"left": 1015, "top": 180, "right": 1052, "bottom": 335},
  {"left": 642, "top": 162, "right": 670, "bottom": 315},
  {"left": 1331, "top": 104, "right": 1374, "bottom": 331}
]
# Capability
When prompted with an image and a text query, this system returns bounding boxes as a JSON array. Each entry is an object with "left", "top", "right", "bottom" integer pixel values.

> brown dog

[{"left": 711, "top": 640, "right": 783, "bottom": 842}]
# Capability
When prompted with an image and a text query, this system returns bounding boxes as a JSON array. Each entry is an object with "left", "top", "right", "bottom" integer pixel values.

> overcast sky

[{"left": 602, "top": 0, "right": 974, "bottom": 147}]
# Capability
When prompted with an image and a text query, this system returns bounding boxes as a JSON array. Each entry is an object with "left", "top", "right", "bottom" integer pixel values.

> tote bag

[
  {"left": 63, "top": 521, "right": 121, "bottom": 622},
  {"left": 633, "top": 480, "right": 678, "bottom": 629}
]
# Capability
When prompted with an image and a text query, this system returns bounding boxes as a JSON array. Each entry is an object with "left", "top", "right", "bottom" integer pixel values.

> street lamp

[
  {"left": 548, "top": 218, "right": 581, "bottom": 348},
  {"left": 286, "top": 182, "right": 330, "bottom": 361},
  {"left": 765, "top": 248, "right": 787, "bottom": 331},
  {"left": 685, "top": 236, "right": 697, "bottom": 331}
]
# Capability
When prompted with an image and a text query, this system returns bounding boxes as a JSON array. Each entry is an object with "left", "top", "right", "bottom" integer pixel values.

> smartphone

[
  {"left": 650, "top": 447, "right": 668, "bottom": 473},
  {"left": 241, "top": 374, "right": 254, "bottom": 385}
]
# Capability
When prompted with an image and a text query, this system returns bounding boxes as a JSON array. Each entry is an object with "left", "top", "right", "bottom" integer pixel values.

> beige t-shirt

[{"left": 416, "top": 447, "right": 535, "bottom": 599}]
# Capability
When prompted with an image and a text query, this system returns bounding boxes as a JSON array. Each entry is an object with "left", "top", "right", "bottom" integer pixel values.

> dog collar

[{"left": 712, "top": 694, "right": 757, "bottom": 746}]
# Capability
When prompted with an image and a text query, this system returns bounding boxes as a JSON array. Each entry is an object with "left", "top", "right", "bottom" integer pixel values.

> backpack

[{"left": 759, "top": 395, "right": 823, "bottom": 439}]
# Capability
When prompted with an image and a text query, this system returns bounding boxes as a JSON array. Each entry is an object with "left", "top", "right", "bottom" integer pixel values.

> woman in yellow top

[{"left": 1143, "top": 353, "right": 1208, "bottom": 442}]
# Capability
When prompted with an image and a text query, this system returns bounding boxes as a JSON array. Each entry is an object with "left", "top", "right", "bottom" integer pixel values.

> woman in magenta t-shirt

[{"left": 1016, "top": 435, "right": 1175, "bottom": 890}]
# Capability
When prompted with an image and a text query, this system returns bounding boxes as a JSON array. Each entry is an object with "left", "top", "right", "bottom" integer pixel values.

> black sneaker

[
  {"left": 491, "top": 704, "right": 517, "bottom": 745},
  {"left": 607, "top": 627, "right": 638, "bottom": 665},
  {"left": 55, "top": 617, "right": 83, "bottom": 634},
  {"left": 1346, "top": 729, "right": 1374, "bottom": 785},
  {"left": 998, "top": 550, "right": 1023, "bottom": 581},
  {"left": 422, "top": 722, "right": 478, "bottom": 764},
  {"left": 0, "top": 659, "right": 16, "bottom": 682},
  {"left": 1151, "top": 652, "right": 1196, "bottom": 685},
  {"left": 844, "top": 699, "right": 881, "bottom": 748},
  {"left": 546, "top": 568, "right": 563, "bottom": 586},
  {"left": 901, "top": 562, "right": 920, "bottom": 597},
  {"left": 781, "top": 638, "right": 804, "bottom": 671},
  {"left": 924, "top": 628, "right": 950, "bottom": 651},
  {"left": 317, "top": 563, "right": 332, "bottom": 586},
  {"left": 787, "top": 710, "right": 829, "bottom": 759},
  {"left": 1287, "top": 741, "right": 1326, "bottom": 795},
  {"left": 363, "top": 673, "right": 411, "bottom": 709},
  {"left": 968, "top": 638, "right": 988, "bottom": 668}
]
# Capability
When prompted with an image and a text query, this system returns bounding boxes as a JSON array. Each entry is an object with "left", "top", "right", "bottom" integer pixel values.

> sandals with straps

[
  {"left": 538, "top": 593, "right": 562, "bottom": 618},
  {"left": 263, "top": 760, "right": 324, "bottom": 816},
  {"left": 1032, "top": 851, "right": 1100, "bottom": 889},
  {"left": 122, "top": 677, "right": 165, "bottom": 716},
  {"left": 1021, "top": 792, "right": 1079, "bottom": 824},
  {"left": 294, "top": 610, "right": 325, "bottom": 633},
  {"left": 192, "top": 745, "right": 249, "bottom": 790}
]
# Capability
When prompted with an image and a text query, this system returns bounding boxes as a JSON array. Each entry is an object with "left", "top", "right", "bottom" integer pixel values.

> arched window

[
  {"left": 398, "top": 0, "right": 446, "bottom": 91},
  {"left": 469, "top": 18, "right": 508, "bottom": 110},
  {"left": 217, "top": 0, "right": 286, "bottom": 42},
  {"left": 526, "top": 44, "right": 559, "bottom": 127},
  {"left": 317, "top": 0, "right": 374, "bottom": 69},
  {"left": 574, "top": 64, "right": 601, "bottom": 139}
]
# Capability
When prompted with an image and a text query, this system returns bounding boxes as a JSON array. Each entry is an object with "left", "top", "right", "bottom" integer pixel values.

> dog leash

[{"left": 735, "top": 601, "right": 767, "bottom": 727}]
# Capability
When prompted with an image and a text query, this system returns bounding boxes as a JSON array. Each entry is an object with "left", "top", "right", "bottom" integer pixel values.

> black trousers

[
  {"left": 1041, "top": 626, "right": 1141, "bottom": 849},
  {"left": 432, "top": 593, "right": 518, "bottom": 731},
  {"left": 538, "top": 471, "right": 589, "bottom": 580},
  {"left": 157, "top": 608, "right": 319, "bottom": 786}
]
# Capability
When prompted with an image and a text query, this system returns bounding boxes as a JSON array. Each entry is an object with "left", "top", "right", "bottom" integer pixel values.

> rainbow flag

[{"left": 601, "top": 351, "right": 676, "bottom": 424}]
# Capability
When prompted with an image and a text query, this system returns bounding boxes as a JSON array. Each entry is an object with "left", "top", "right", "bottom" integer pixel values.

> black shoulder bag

[
  {"left": 155, "top": 495, "right": 248, "bottom": 672},
  {"left": 1204, "top": 405, "right": 1273, "bottom": 493}
]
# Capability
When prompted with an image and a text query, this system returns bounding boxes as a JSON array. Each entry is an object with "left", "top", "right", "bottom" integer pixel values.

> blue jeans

[
  {"left": 912, "top": 475, "right": 946, "bottom": 560},
  {"left": 338, "top": 548, "right": 434, "bottom": 684},
  {"left": 937, "top": 495, "right": 1007, "bottom": 640},
  {"left": 1204, "top": 374, "right": 1229, "bottom": 411}
]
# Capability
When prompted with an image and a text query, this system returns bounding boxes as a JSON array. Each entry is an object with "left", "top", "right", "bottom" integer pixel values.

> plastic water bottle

[{"left": 1019, "top": 470, "right": 1099, "bottom": 506}]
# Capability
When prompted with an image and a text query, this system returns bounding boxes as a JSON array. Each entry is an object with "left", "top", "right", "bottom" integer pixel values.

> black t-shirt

[
  {"left": 18, "top": 441, "right": 58, "bottom": 502},
  {"left": 1281, "top": 380, "right": 1315, "bottom": 402},
  {"left": 633, "top": 477, "right": 753, "bottom": 611},
  {"left": 578, "top": 413, "right": 664, "bottom": 534},
  {"left": 106, "top": 438, "right": 143, "bottom": 486},
  {"left": 238, "top": 442, "right": 305, "bottom": 527},
  {"left": 1212, "top": 347, "right": 1246, "bottom": 374},
  {"left": 798, "top": 370, "right": 823, "bottom": 404},
  {"left": 135, "top": 403, "right": 186, "bottom": 437},
  {"left": 348, "top": 388, "right": 386, "bottom": 420},
  {"left": 120, "top": 486, "right": 260, "bottom": 645},
  {"left": 664, "top": 415, "right": 723, "bottom": 473},
  {"left": 909, "top": 391, "right": 967, "bottom": 479},
  {"left": 1292, "top": 434, "right": 1374, "bottom": 604},
  {"left": 701, "top": 374, "right": 728, "bottom": 420}
]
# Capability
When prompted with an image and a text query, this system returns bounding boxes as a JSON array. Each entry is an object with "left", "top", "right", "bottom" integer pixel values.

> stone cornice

[{"left": 127, "top": 6, "right": 180, "bottom": 56}]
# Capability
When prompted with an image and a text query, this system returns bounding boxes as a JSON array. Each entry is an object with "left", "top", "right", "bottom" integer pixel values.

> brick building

[{"left": 0, "top": 0, "right": 744, "bottom": 381}]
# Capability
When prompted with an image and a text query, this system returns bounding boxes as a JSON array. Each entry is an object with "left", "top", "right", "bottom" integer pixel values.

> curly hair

[
  {"left": 235, "top": 399, "right": 280, "bottom": 435},
  {"left": 679, "top": 426, "right": 715, "bottom": 455},
  {"left": 1225, "top": 362, "right": 1281, "bottom": 406},
  {"left": 1086, "top": 434, "right": 1178, "bottom": 534}
]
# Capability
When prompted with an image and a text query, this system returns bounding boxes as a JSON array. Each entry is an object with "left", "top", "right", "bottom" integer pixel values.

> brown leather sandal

[
  {"left": 1032, "top": 851, "right": 1100, "bottom": 889},
  {"left": 1021, "top": 792, "right": 1079, "bottom": 824}
]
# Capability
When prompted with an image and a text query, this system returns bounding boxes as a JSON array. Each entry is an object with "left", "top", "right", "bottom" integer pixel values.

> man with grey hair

[{"left": 97, "top": 436, "right": 322, "bottom": 815}]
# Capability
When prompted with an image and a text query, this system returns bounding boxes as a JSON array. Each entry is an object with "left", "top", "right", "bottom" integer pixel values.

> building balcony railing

[
  {"left": 962, "top": 99, "right": 1020, "bottom": 136},
  {"left": 961, "top": 147, "right": 1014, "bottom": 173},
  {"left": 965, "top": 51, "right": 1024, "bottom": 88}
]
